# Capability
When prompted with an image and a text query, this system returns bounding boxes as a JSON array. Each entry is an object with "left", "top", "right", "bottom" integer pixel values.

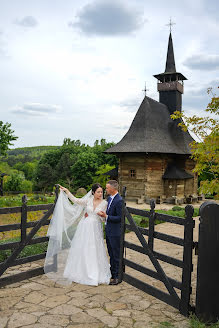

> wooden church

[{"left": 105, "top": 32, "right": 198, "bottom": 204}]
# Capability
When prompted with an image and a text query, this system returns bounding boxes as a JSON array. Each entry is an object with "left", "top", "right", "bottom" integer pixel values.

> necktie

[{"left": 107, "top": 196, "right": 112, "bottom": 212}]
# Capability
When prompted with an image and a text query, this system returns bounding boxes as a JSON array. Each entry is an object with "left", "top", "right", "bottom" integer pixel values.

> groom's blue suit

[{"left": 105, "top": 193, "right": 123, "bottom": 279}]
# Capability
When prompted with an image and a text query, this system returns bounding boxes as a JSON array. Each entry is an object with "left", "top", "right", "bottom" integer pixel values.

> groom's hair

[{"left": 107, "top": 180, "right": 119, "bottom": 190}]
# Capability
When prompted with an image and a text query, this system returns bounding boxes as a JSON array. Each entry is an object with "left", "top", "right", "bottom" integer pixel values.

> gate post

[
  {"left": 21, "top": 195, "right": 28, "bottom": 244},
  {"left": 148, "top": 199, "right": 155, "bottom": 251},
  {"left": 179, "top": 205, "right": 195, "bottom": 316},
  {"left": 195, "top": 201, "right": 219, "bottom": 323}
]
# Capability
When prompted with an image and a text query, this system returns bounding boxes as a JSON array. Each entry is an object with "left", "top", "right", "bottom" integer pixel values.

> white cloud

[
  {"left": 183, "top": 54, "right": 219, "bottom": 70},
  {"left": 14, "top": 16, "right": 38, "bottom": 28},
  {"left": 69, "top": 1, "right": 145, "bottom": 36},
  {"left": 11, "top": 103, "right": 62, "bottom": 116},
  {"left": 0, "top": 0, "right": 218, "bottom": 148}
]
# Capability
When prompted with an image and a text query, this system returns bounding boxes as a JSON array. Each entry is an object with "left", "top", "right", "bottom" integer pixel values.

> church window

[{"left": 130, "top": 169, "right": 136, "bottom": 178}]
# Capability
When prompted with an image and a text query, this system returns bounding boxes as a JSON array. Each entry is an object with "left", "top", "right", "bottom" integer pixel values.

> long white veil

[{"left": 44, "top": 189, "right": 92, "bottom": 285}]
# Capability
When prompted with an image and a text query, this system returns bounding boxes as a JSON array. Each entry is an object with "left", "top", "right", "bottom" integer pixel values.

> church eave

[{"left": 153, "top": 72, "right": 187, "bottom": 81}]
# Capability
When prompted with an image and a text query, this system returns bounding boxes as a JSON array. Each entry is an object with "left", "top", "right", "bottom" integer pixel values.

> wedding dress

[{"left": 44, "top": 190, "right": 111, "bottom": 286}]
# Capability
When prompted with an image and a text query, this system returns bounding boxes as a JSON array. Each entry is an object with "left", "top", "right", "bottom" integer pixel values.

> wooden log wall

[{"left": 118, "top": 154, "right": 198, "bottom": 201}]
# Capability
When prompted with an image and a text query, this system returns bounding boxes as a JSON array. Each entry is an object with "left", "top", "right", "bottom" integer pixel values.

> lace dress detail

[{"left": 62, "top": 194, "right": 111, "bottom": 286}]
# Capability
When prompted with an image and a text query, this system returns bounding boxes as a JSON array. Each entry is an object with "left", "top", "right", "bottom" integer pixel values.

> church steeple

[
  {"left": 153, "top": 32, "right": 187, "bottom": 114},
  {"left": 165, "top": 32, "right": 176, "bottom": 73}
]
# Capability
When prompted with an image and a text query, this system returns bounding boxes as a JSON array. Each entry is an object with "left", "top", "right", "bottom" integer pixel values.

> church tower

[
  {"left": 105, "top": 30, "right": 198, "bottom": 204},
  {"left": 154, "top": 32, "right": 187, "bottom": 114}
]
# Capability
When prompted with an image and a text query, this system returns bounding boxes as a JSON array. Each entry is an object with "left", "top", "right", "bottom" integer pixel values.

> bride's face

[{"left": 94, "top": 187, "right": 103, "bottom": 200}]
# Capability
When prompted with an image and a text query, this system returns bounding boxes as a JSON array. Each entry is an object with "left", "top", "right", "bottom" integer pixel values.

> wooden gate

[
  {"left": 0, "top": 186, "right": 59, "bottom": 287},
  {"left": 118, "top": 199, "right": 195, "bottom": 317}
]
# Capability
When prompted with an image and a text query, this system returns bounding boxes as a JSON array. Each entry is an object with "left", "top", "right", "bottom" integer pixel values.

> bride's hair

[{"left": 92, "top": 183, "right": 102, "bottom": 195}]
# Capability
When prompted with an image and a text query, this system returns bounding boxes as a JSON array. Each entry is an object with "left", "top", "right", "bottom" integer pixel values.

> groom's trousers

[{"left": 106, "top": 235, "right": 120, "bottom": 279}]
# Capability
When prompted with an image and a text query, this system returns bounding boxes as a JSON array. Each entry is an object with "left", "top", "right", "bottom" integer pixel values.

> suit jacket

[{"left": 105, "top": 193, "right": 123, "bottom": 237}]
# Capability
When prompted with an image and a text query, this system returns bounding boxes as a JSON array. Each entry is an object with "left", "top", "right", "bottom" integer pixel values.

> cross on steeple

[
  {"left": 142, "top": 82, "right": 149, "bottom": 97},
  {"left": 166, "top": 17, "right": 176, "bottom": 33}
]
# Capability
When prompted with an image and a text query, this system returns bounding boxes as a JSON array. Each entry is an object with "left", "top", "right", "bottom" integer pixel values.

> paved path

[{"left": 0, "top": 204, "right": 201, "bottom": 328}]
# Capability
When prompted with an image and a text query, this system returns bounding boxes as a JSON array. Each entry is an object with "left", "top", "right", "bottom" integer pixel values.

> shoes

[{"left": 109, "top": 278, "right": 119, "bottom": 285}]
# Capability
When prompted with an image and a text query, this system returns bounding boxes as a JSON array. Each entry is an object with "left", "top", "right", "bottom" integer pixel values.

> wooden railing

[{"left": 0, "top": 185, "right": 59, "bottom": 287}]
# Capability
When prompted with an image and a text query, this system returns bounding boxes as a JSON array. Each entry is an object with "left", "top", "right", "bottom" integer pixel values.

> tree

[
  {"left": 171, "top": 87, "right": 219, "bottom": 197},
  {"left": 0, "top": 121, "right": 18, "bottom": 157},
  {"left": 34, "top": 163, "right": 54, "bottom": 191},
  {"left": 55, "top": 152, "right": 74, "bottom": 188},
  {"left": 13, "top": 161, "right": 37, "bottom": 180},
  {"left": 89, "top": 164, "right": 116, "bottom": 189},
  {"left": 71, "top": 151, "right": 99, "bottom": 189},
  {"left": 4, "top": 173, "right": 23, "bottom": 191},
  {"left": 34, "top": 139, "right": 118, "bottom": 191}
]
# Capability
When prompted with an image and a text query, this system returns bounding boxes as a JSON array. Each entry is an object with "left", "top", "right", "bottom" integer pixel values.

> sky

[{"left": 0, "top": 0, "right": 218, "bottom": 148}]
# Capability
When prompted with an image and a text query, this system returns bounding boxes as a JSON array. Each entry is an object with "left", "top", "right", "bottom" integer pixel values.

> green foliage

[
  {"left": 34, "top": 162, "right": 54, "bottom": 191},
  {"left": 0, "top": 237, "right": 48, "bottom": 263},
  {"left": 0, "top": 194, "right": 54, "bottom": 207},
  {"left": 0, "top": 161, "right": 12, "bottom": 175},
  {"left": 1, "top": 139, "right": 118, "bottom": 192},
  {"left": 20, "top": 179, "right": 33, "bottom": 193},
  {"left": 172, "top": 206, "right": 183, "bottom": 211},
  {"left": 17, "top": 242, "right": 48, "bottom": 259},
  {"left": 0, "top": 121, "right": 18, "bottom": 157},
  {"left": 87, "top": 164, "right": 116, "bottom": 189},
  {"left": 13, "top": 161, "right": 37, "bottom": 180},
  {"left": 71, "top": 150, "right": 99, "bottom": 188},
  {"left": 189, "top": 314, "right": 219, "bottom": 328},
  {"left": 2, "top": 145, "right": 60, "bottom": 167},
  {"left": 34, "top": 138, "right": 118, "bottom": 191},
  {"left": 131, "top": 207, "right": 199, "bottom": 230},
  {"left": 154, "top": 322, "right": 175, "bottom": 328},
  {"left": 4, "top": 173, "right": 23, "bottom": 191},
  {"left": 154, "top": 315, "right": 219, "bottom": 328},
  {"left": 171, "top": 87, "right": 219, "bottom": 198}
]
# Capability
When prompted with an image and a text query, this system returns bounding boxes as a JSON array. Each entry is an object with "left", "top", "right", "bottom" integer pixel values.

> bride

[{"left": 44, "top": 183, "right": 111, "bottom": 286}]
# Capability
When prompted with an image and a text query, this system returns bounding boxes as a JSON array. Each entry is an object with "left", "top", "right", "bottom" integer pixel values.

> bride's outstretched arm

[{"left": 58, "top": 184, "right": 88, "bottom": 205}]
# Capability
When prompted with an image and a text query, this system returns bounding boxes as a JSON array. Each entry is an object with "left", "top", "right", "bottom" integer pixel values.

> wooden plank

[
  {"left": 26, "top": 219, "right": 50, "bottom": 228},
  {"left": 0, "top": 236, "right": 49, "bottom": 250},
  {"left": 155, "top": 212, "right": 185, "bottom": 225},
  {"left": 0, "top": 219, "right": 50, "bottom": 232},
  {"left": 127, "top": 207, "right": 150, "bottom": 217},
  {"left": 0, "top": 203, "right": 53, "bottom": 215},
  {"left": 11, "top": 253, "right": 46, "bottom": 267},
  {"left": 124, "top": 259, "right": 182, "bottom": 290},
  {"left": 124, "top": 241, "right": 184, "bottom": 268},
  {"left": 0, "top": 223, "right": 21, "bottom": 232},
  {"left": 27, "top": 204, "right": 53, "bottom": 212},
  {"left": 0, "top": 207, "right": 21, "bottom": 214},
  {"left": 0, "top": 267, "right": 45, "bottom": 288},
  {"left": 126, "top": 225, "right": 184, "bottom": 246},
  {"left": 123, "top": 273, "right": 180, "bottom": 309},
  {"left": 125, "top": 208, "right": 180, "bottom": 303}
]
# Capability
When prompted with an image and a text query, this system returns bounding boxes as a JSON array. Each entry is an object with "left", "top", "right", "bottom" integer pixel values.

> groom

[{"left": 98, "top": 180, "right": 123, "bottom": 285}]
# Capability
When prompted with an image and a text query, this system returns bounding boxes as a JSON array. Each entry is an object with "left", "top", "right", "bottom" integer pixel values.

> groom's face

[{"left": 106, "top": 184, "right": 114, "bottom": 196}]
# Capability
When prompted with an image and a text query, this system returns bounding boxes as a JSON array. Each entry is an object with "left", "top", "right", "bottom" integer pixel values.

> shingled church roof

[{"left": 105, "top": 96, "right": 194, "bottom": 155}]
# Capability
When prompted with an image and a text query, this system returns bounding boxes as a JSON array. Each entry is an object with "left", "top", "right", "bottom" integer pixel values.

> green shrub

[
  {"left": 21, "top": 179, "right": 33, "bottom": 193},
  {"left": 172, "top": 205, "right": 183, "bottom": 211}
]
